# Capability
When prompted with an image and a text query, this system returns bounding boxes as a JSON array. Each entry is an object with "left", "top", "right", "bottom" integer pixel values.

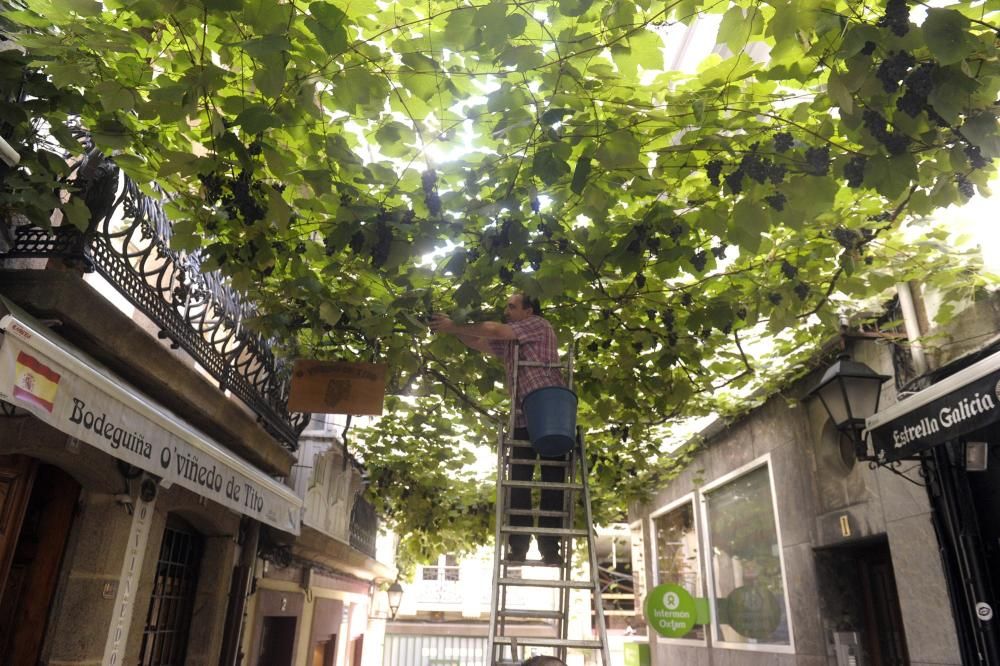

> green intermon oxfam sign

[{"left": 643, "top": 584, "right": 697, "bottom": 638}]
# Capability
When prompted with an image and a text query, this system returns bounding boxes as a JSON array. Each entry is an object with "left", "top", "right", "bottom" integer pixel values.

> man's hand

[{"left": 429, "top": 314, "right": 456, "bottom": 333}]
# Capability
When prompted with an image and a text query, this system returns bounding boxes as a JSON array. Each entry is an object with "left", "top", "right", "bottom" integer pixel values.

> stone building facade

[
  {"left": 629, "top": 291, "right": 1000, "bottom": 665},
  {"left": 0, "top": 159, "right": 391, "bottom": 665}
]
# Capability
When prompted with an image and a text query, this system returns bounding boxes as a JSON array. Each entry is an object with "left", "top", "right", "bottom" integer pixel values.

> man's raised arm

[
  {"left": 455, "top": 334, "right": 495, "bottom": 354},
  {"left": 429, "top": 315, "right": 517, "bottom": 340}
]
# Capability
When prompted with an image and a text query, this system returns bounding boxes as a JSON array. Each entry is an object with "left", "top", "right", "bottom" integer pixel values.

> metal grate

[{"left": 138, "top": 519, "right": 204, "bottom": 666}]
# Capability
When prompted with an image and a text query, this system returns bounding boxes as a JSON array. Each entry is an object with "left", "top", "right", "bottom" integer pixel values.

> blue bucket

[{"left": 522, "top": 386, "right": 578, "bottom": 456}]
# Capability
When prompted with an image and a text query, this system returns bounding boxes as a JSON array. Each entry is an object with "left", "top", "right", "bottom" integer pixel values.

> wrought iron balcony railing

[
  {"left": 349, "top": 495, "right": 378, "bottom": 558},
  {"left": 1, "top": 150, "right": 308, "bottom": 450}
]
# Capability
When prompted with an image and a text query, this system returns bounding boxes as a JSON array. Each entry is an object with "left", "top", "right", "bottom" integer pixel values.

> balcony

[{"left": 1, "top": 150, "right": 307, "bottom": 449}]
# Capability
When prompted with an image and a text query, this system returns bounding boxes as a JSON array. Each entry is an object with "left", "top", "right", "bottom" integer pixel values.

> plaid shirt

[{"left": 488, "top": 315, "right": 565, "bottom": 427}]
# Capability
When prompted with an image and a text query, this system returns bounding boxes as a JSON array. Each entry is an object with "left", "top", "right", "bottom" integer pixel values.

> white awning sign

[{"left": 0, "top": 308, "right": 301, "bottom": 534}]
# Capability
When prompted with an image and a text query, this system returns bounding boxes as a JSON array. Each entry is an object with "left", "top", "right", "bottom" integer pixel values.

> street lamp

[
  {"left": 386, "top": 580, "right": 403, "bottom": 620},
  {"left": 369, "top": 580, "right": 404, "bottom": 620},
  {"left": 806, "top": 353, "right": 890, "bottom": 461}
]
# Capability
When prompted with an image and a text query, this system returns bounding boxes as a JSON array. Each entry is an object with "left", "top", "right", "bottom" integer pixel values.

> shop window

[
  {"left": 138, "top": 516, "right": 205, "bottom": 666},
  {"left": 650, "top": 497, "right": 704, "bottom": 641},
  {"left": 702, "top": 461, "right": 792, "bottom": 649}
]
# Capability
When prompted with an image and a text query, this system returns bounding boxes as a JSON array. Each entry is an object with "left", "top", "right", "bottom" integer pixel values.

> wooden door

[
  {"left": 0, "top": 455, "right": 37, "bottom": 600},
  {"left": 0, "top": 463, "right": 80, "bottom": 666},
  {"left": 860, "top": 543, "right": 910, "bottom": 666}
]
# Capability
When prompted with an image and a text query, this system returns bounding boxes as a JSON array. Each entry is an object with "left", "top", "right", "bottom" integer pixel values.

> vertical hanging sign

[{"left": 103, "top": 486, "right": 157, "bottom": 666}]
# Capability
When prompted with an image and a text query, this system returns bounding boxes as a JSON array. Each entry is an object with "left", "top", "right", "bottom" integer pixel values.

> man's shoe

[{"left": 541, "top": 551, "right": 563, "bottom": 566}]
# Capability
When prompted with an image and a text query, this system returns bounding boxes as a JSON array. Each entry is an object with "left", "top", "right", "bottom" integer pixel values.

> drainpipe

[{"left": 896, "top": 281, "right": 929, "bottom": 376}]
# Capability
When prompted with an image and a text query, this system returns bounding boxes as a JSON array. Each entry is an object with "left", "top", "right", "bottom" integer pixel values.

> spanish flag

[{"left": 13, "top": 351, "right": 61, "bottom": 413}]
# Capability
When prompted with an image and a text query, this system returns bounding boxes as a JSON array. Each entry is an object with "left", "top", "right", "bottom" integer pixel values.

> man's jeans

[{"left": 508, "top": 426, "right": 567, "bottom": 559}]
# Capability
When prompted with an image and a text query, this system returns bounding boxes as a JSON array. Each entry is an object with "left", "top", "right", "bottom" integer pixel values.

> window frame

[
  {"left": 698, "top": 453, "right": 795, "bottom": 654},
  {"left": 138, "top": 515, "right": 205, "bottom": 666},
  {"left": 647, "top": 492, "right": 708, "bottom": 646}
]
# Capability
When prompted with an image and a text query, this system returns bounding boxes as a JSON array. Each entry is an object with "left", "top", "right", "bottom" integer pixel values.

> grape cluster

[
  {"left": 668, "top": 222, "right": 686, "bottom": 241},
  {"left": 780, "top": 259, "right": 797, "bottom": 279},
  {"left": 350, "top": 230, "right": 366, "bottom": 254},
  {"left": 635, "top": 273, "right": 647, "bottom": 289},
  {"left": 832, "top": 226, "right": 859, "bottom": 250},
  {"left": 646, "top": 309, "right": 657, "bottom": 321},
  {"left": 499, "top": 266, "right": 514, "bottom": 284},
  {"left": 804, "top": 146, "right": 831, "bottom": 175},
  {"left": 773, "top": 132, "right": 793, "bottom": 152},
  {"left": 661, "top": 309, "right": 675, "bottom": 329},
  {"left": 768, "top": 292, "right": 783, "bottom": 305},
  {"left": 736, "top": 305, "right": 748, "bottom": 320},
  {"left": 966, "top": 145, "right": 989, "bottom": 169},
  {"left": 843, "top": 156, "right": 867, "bottom": 188},
  {"left": 690, "top": 250, "right": 708, "bottom": 272},
  {"left": 421, "top": 169, "right": 441, "bottom": 216},
  {"left": 712, "top": 244, "right": 727, "bottom": 259},
  {"left": 530, "top": 195, "right": 540, "bottom": 214},
  {"left": 794, "top": 283, "right": 810, "bottom": 300},
  {"left": 200, "top": 169, "right": 275, "bottom": 226},
  {"left": 706, "top": 159, "right": 723, "bottom": 186},
  {"left": 681, "top": 292, "right": 693, "bottom": 307},
  {"left": 768, "top": 164, "right": 787, "bottom": 184},
  {"left": 370, "top": 220, "right": 393, "bottom": 268},
  {"left": 956, "top": 174, "right": 975, "bottom": 199},
  {"left": 878, "top": 0, "right": 911, "bottom": 37},
  {"left": 724, "top": 169, "right": 744, "bottom": 194},
  {"left": 765, "top": 193, "right": 786, "bottom": 211},
  {"left": 876, "top": 51, "right": 915, "bottom": 93},
  {"left": 896, "top": 63, "right": 937, "bottom": 118},
  {"left": 861, "top": 41, "right": 877, "bottom": 56},
  {"left": 741, "top": 152, "right": 773, "bottom": 184},
  {"left": 862, "top": 110, "right": 911, "bottom": 155}
]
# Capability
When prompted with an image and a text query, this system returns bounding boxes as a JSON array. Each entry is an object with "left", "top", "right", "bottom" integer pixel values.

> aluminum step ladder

[{"left": 486, "top": 345, "right": 611, "bottom": 666}]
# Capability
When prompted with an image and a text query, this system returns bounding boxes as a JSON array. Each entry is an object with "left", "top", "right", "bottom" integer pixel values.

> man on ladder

[
  {"left": 431, "top": 291, "right": 611, "bottom": 666},
  {"left": 429, "top": 291, "right": 567, "bottom": 564}
]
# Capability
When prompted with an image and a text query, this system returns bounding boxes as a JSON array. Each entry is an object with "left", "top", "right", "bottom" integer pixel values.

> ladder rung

[
  {"left": 503, "top": 558, "right": 562, "bottom": 567},
  {"left": 501, "top": 480, "right": 582, "bottom": 490},
  {"left": 497, "top": 609, "right": 564, "bottom": 620},
  {"left": 500, "top": 526, "right": 587, "bottom": 537},
  {"left": 516, "top": 361, "right": 567, "bottom": 368},
  {"left": 498, "top": 578, "right": 593, "bottom": 589},
  {"left": 494, "top": 637, "right": 604, "bottom": 649},
  {"left": 507, "top": 509, "right": 569, "bottom": 517},
  {"left": 503, "top": 457, "right": 572, "bottom": 467}
]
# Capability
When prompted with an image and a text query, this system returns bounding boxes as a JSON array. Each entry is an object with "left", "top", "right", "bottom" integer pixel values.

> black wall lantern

[
  {"left": 386, "top": 580, "right": 403, "bottom": 619},
  {"left": 807, "top": 353, "right": 891, "bottom": 460},
  {"left": 369, "top": 579, "right": 404, "bottom": 620}
]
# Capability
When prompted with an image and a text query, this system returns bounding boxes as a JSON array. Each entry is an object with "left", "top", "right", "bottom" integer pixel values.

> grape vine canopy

[{"left": 1, "top": 0, "right": 998, "bottom": 569}]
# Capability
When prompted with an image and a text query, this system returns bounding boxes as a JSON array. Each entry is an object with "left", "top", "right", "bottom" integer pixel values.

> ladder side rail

[
  {"left": 508, "top": 341, "right": 519, "bottom": 434},
  {"left": 488, "top": 426, "right": 507, "bottom": 664},
  {"left": 560, "top": 448, "right": 576, "bottom": 644},
  {"left": 578, "top": 429, "right": 612, "bottom": 666},
  {"left": 567, "top": 342, "right": 574, "bottom": 391}
]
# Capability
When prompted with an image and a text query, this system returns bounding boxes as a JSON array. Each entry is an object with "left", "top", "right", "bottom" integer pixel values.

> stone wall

[{"left": 633, "top": 339, "right": 962, "bottom": 665}]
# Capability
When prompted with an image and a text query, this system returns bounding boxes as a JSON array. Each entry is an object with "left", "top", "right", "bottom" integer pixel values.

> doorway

[
  {"left": 259, "top": 616, "right": 298, "bottom": 666},
  {"left": 0, "top": 457, "right": 81, "bottom": 666},
  {"left": 815, "top": 537, "right": 910, "bottom": 666}
]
